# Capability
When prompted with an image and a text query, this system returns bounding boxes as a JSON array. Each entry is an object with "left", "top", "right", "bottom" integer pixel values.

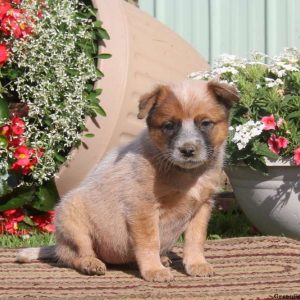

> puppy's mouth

[{"left": 171, "top": 157, "right": 206, "bottom": 169}]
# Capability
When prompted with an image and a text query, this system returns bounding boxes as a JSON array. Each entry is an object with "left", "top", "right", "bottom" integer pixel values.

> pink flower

[
  {"left": 267, "top": 134, "right": 289, "bottom": 154},
  {"left": 294, "top": 147, "right": 300, "bottom": 166},
  {"left": 261, "top": 115, "right": 276, "bottom": 130},
  {"left": 277, "top": 117, "right": 285, "bottom": 128}
]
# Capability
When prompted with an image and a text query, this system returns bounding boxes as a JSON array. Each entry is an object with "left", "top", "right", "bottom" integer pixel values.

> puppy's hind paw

[
  {"left": 185, "top": 262, "right": 214, "bottom": 277},
  {"left": 74, "top": 256, "right": 106, "bottom": 276},
  {"left": 142, "top": 267, "right": 173, "bottom": 282}
]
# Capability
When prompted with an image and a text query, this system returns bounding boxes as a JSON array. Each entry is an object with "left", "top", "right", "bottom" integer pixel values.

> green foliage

[
  {"left": 0, "top": 100, "right": 9, "bottom": 125},
  {"left": 208, "top": 208, "right": 258, "bottom": 238},
  {"left": 193, "top": 49, "right": 300, "bottom": 172},
  {"left": 0, "top": 179, "right": 59, "bottom": 212},
  {"left": 0, "top": 232, "right": 55, "bottom": 248}
]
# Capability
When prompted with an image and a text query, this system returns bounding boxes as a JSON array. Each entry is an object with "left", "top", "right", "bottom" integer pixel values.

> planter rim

[{"left": 227, "top": 157, "right": 296, "bottom": 168}]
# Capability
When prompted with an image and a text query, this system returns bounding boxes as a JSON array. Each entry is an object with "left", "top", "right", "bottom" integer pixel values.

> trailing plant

[{"left": 0, "top": 0, "right": 110, "bottom": 234}]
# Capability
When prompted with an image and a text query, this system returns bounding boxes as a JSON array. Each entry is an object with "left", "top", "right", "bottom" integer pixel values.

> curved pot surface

[{"left": 226, "top": 164, "right": 300, "bottom": 239}]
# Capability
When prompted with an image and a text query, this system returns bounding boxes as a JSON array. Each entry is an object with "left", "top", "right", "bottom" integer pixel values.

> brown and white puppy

[{"left": 16, "top": 80, "right": 239, "bottom": 282}]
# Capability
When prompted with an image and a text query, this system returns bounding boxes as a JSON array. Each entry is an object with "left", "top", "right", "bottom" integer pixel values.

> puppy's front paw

[
  {"left": 160, "top": 255, "right": 172, "bottom": 267},
  {"left": 74, "top": 256, "right": 106, "bottom": 276},
  {"left": 142, "top": 267, "right": 173, "bottom": 282},
  {"left": 185, "top": 262, "right": 214, "bottom": 277}
]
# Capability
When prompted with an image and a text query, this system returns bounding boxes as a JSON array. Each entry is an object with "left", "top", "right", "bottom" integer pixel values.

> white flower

[
  {"left": 214, "top": 66, "right": 238, "bottom": 75},
  {"left": 265, "top": 78, "right": 284, "bottom": 88},
  {"left": 231, "top": 120, "right": 264, "bottom": 150},
  {"left": 7, "top": 0, "right": 100, "bottom": 186}
]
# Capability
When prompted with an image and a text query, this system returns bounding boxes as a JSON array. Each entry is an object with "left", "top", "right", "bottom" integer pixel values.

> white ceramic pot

[{"left": 226, "top": 159, "right": 300, "bottom": 239}]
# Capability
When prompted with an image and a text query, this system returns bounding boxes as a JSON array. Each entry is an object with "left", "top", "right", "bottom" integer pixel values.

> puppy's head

[{"left": 138, "top": 80, "right": 239, "bottom": 169}]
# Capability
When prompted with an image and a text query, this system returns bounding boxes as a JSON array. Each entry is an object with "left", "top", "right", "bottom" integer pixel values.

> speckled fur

[{"left": 16, "top": 80, "right": 239, "bottom": 282}]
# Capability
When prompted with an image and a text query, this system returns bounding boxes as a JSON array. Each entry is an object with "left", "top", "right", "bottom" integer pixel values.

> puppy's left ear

[
  {"left": 208, "top": 80, "right": 239, "bottom": 108},
  {"left": 137, "top": 85, "right": 167, "bottom": 119}
]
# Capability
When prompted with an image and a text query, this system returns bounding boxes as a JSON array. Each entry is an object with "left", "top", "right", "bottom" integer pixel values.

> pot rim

[{"left": 227, "top": 157, "right": 296, "bottom": 168}]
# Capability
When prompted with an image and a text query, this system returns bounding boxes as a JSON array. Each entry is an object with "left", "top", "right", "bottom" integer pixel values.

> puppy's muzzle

[{"left": 178, "top": 143, "right": 199, "bottom": 158}]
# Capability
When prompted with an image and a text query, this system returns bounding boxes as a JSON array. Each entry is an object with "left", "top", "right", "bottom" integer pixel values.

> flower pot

[
  {"left": 55, "top": 0, "right": 209, "bottom": 196},
  {"left": 226, "top": 160, "right": 300, "bottom": 239}
]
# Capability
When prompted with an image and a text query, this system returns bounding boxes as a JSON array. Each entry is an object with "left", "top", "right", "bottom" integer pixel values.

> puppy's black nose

[{"left": 179, "top": 144, "right": 196, "bottom": 158}]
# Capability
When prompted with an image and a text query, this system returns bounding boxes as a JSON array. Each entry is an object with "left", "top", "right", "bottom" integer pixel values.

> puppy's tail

[{"left": 16, "top": 245, "right": 56, "bottom": 263}]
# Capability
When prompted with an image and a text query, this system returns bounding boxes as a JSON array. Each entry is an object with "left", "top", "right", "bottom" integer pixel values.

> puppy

[{"left": 17, "top": 79, "right": 239, "bottom": 282}]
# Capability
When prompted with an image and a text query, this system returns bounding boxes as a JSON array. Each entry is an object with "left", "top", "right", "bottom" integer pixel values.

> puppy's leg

[
  {"left": 129, "top": 209, "right": 173, "bottom": 282},
  {"left": 55, "top": 198, "right": 106, "bottom": 276},
  {"left": 183, "top": 201, "right": 214, "bottom": 277}
]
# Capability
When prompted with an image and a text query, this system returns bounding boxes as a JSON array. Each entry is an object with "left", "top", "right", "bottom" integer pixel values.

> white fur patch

[{"left": 16, "top": 248, "right": 41, "bottom": 263}]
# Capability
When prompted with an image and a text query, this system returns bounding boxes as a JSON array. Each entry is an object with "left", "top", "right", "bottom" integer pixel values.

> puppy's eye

[
  {"left": 162, "top": 121, "right": 178, "bottom": 133},
  {"left": 201, "top": 120, "right": 213, "bottom": 127},
  {"left": 197, "top": 119, "right": 214, "bottom": 130}
]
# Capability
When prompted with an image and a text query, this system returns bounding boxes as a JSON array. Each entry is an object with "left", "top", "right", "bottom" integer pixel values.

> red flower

[
  {"left": 0, "top": 1, "right": 11, "bottom": 20},
  {"left": 11, "top": 145, "right": 32, "bottom": 174},
  {"left": 14, "top": 145, "right": 32, "bottom": 160},
  {"left": 294, "top": 147, "right": 300, "bottom": 166},
  {"left": 32, "top": 211, "right": 55, "bottom": 233},
  {"left": 3, "top": 219, "right": 18, "bottom": 234},
  {"left": 8, "top": 136, "right": 25, "bottom": 147},
  {"left": 2, "top": 208, "right": 24, "bottom": 222},
  {"left": 0, "top": 43, "right": 9, "bottom": 65},
  {"left": 11, "top": 145, "right": 43, "bottom": 175},
  {"left": 1, "top": 9, "right": 32, "bottom": 39},
  {"left": 1, "top": 208, "right": 25, "bottom": 235},
  {"left": 0, "top": 124, "right": 11, "bottom": 137},
  {"left": 261, "top": 115, "right": 276, "bottom": 131},
  {"left": 37, "top": 9, "right": 43, "bottom": 18},
  {"left": 11, "top": 116, "right": 25, "bottom": 135},
  {"left": 267, "top": 134, "right": 289, "bottom": 154}
]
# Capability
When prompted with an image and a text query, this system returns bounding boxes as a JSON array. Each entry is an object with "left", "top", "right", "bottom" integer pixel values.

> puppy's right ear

[{"left": 137, "top": 85, "right": 167, "bottom": 119}]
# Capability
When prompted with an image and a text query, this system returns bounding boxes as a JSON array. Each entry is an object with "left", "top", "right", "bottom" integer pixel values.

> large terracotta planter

[
  {"left": 226, "top": 160, "right": 300, "bottom": 239},
  {"left": 55, "top": 0, "right": 209, "bottom": 196}
]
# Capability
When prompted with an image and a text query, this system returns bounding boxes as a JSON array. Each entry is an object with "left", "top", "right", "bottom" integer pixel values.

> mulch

[{"left": 1, "top": 236, "right": 300, "bottom": 299}]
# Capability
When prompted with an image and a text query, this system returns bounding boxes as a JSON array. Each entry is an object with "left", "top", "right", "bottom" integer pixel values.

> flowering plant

[
  {"left": 190, "top": 48, "right": 300, "bottom": 173},
  {"left": 0, "top": 0, "right": 109, "bottom": 234}
]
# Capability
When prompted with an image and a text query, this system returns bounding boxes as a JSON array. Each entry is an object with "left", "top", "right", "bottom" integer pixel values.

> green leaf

[
  {"left": 90, "top": 104, "right": 106, "bottom": 116},
  {"left": 253, "top": 142, "right": 279, "bottom": 160},
  {"left": 23, "top": 215, "right": 35, "bottom": 226},
  {"left": 97, "top": 53, "right": 112, "bottom": 59},
  {"left": 94, "top": 88, "right": 103, "bottom": 96},
  {"left": 93, "top": 20, "right": 103, "bottom": 28},
  {"left": 0, "top": 190, "right": 34, "bottom": 211},
  {"left": 96, "top": 69, "right": 104, "bottom": 78},
  {"left": 32, "top": 180, "right": 59, "bottom": 212},
  {"left": 0, "top": 136, "right": 8, "bottom": 148},
  {"left": 245, "top": 157, "right": 268, "bottom": 174},
  {"left": 0, "top": 99, "right": 9, "bottom": 124},
  {"left": 7, "top": 69, "right": 19, "bottom": 80},
  {"left": 0, "top": 171, "right": 12, "bottom": 197},
  {"left": 287, "top": 111, "right": 300, "bottom": 120},
  {"left": 96, "top": 28, "right": 110, "bottom": 40},
  {"left": 84, "top": 133, "right": 95, "bottom": 138},
  {"left": 54, "top": 153, "right": 65, "bottom": 163}
]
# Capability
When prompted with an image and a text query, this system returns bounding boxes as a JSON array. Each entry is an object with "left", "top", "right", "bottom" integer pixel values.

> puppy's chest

[{"left": 158, "top": 191, "right": 201, "bottom": 230}]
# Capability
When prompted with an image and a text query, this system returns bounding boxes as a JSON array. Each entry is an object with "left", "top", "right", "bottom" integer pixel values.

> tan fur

[{"left": 16, "top": 79, "right": 238, "bottom": 282}]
